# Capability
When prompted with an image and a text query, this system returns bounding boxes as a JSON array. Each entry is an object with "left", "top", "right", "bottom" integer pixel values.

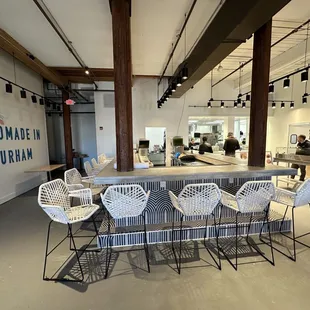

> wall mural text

[{"left": 0, "top": 126, "right": 41, "bottom": 165}]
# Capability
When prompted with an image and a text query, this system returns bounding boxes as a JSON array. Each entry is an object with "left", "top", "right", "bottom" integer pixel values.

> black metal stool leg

[
  {"left": 104, "top": 214, "right": 112, "bottom": 279},
  {"left": 42, "top": 220, "right": 53, "bottom": 280},
  {"left": 142, "top": 213, "right": 150, "bottom": 273},
  {"left": 68, "top": 224, "right": 84, "bottom": 282},
  {"left": 178, "top": 214, "right": 183, "bottom": 274},
  {"left": 266, "top": 209, "right": 275, "bottom": 265},
  {"left": 235, "top": 212, "right": 238, "bottom": 270}
]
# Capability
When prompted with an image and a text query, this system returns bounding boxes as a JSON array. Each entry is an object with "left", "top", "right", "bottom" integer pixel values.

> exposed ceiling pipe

[
  {"left": 71, "top": 89, "right": 114, "bottom": 92},
  {"left": 157, "top": 0, "right": 197, "bottom": 86},
  {"left": 212, "top": 18, "right": 310, "bottom": 88},
  {"left": 33, "top": 0, "right": 98, "bottom": 89}
]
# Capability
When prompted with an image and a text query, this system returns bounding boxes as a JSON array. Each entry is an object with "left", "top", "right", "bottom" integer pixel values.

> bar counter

[
  {"left": 94, "top": 153, "right": 295, "bottom": 185},
  {"left": 95, "top": 153, "right": 293, "bottom": 248}
]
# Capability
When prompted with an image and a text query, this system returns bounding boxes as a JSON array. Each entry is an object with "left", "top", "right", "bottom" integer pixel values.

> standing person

[
  {"left": 199, "top": 137, "right": 213, "bottom": 154},
  {"left": 223, "top": 132, "right": 240, "bottom": 157},
  {"left": 291, "top": 134, "right": 310, "bottom": 181}
]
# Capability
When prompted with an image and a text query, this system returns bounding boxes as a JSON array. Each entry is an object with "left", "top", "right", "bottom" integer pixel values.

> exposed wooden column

[
  {"left": 62, "top": 90, "right": 73, "bottom": 169},
  {"left": 110, "top": 0, "right": 133, "bottom": 172},
  {"left": 248, "top": 20, "right": 272, "bottom": 167}
]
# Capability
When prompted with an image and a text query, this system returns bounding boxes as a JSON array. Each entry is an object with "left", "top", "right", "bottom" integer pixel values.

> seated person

[
  {"left": 199, "top": 137, "right": 213, "bottom": 154},
  {"left": 189, "top": 138, "right": 196, "bottom": 148}
]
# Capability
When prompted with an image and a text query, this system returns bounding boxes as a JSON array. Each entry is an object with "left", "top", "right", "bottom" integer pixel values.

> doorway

[{"left": 145, "top": 127, "right": 166, "bottom": 166}]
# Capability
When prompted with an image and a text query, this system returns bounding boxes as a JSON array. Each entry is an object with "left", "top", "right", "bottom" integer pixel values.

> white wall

[
  {"left": 0, "top": 50, "right": 49, "bottom": 204},
  {"left": 94, "top": 77, "right": 260, "bottom": 163},
  {"left": 93, "top": 77, "right": 281, "bottom": 164},
  {"left": 266, "top": 76, "right": 310, "bottom": 155},
  {"left": 145, "top": 127, "right": 166, "bottom": 151},
  {"left": 94, "top": 82, "right": 116, "bottom": 158}
]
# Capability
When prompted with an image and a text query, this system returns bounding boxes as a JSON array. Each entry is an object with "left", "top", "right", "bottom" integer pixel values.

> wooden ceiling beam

[
  {"left": 0, "top": 28, "right": 67, "bottom": 87},
  {"left": 49, "top": 67, "right": 167, "bottom": 83}
]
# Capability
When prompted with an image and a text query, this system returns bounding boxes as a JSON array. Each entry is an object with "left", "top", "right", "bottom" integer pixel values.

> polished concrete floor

[{"left": 1, "top": 188, "right": 310, "bottom": 310}]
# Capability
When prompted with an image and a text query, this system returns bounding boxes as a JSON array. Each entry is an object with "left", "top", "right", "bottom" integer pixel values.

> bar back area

[{"left": 1, "top": 1, "right": 310, "bottom": 309}]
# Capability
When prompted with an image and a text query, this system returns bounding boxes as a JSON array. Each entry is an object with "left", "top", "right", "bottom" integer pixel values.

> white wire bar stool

[
  {"left": 64, "top": 168, "right": 106, "bottom": 197},
  {"left": 38, "top": 179, "right": 100, "bottom": 282},
  {"left": 91, "top": 158, "right": 106, "bottom": 170},
  {"left": 220, "top": 181, "right": 275, "bottom": 271},
  {"left": 84, "top": 160, "right": 101, "bottom": 176},
  {"left": 169, "top": 183, "right": 222, "bottom": 274},
  {"left": 100, "top": 185, "right": 150, "bottom": 279},
  {"left": 271, "top": 179, "right": 310, "bottom": 261},
  {"left": 98, "top": 153, "right": 114, "bottom": 164}
]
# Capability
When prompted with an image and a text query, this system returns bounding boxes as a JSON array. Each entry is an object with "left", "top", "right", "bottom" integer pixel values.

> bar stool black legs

[
  {"left": 43, "top": 221, "right": 84, "bottom": 282},
  {"left": 142, "top": 212, "right": 151, "bottom": 273},
  {"left": 220, "top": 208, "right": 275, "bottom": 271},
  {"left": 269, "top": 206, "right": 310, "bottom": 262},
  {"left": 171, "top": 209, "right": 184, "bottom": 274},
  {"left": 171, "top": 208, "right": 221, "bottom": 274},
  {"left": 204, "top": 213, "right": 222, "bottom": 270},
  {"left": 104, "top": 212, "right": 150, "bottom": 279}
]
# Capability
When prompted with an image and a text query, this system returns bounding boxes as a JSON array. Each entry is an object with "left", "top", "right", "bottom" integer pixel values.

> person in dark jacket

[
  {"left": 223, "top": 132, "right": 240, "bottom": 157},
  {"left": 199, "top": 136, "right": 213, "bottom": 154},
  {"left": 291, "top": 134, "right": 310, "bottom": 181}
]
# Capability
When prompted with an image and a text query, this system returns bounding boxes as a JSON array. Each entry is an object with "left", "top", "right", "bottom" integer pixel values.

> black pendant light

[
  {"left": 283, "top": 77, "right": 290, "bottom": 88},
  {"left": 220, "top": 101, "right": 224, "bottom": 108},
  {"left": 268, "top": 83, "right": 274, "bottom": 93},
  {"left": 167, "top": 89, "right": 172, "bottom": 96},
  {"left": 272, "top": 101, "right": 276, "bottom": 109},
  {"left": 237, "top": 98, "right": 241, "bottom": 104},
  {"left": 171, "top": 82, "right": 177, "bottom": 92},
  {"left": 57, "top": 105, "right": 61, "bottom": 112},
  {"left": 5, "top": 83, "right": 12, "bottom": 93},
  {"left": 157, "top": 100, "right": 162, "bottom": 109},
  {"left": 207, "top": 101, "right": 211, "bottom": 108},
  {"left": 52, "top": 103, "right": 57, "bottom": 110},
  {"left": 234, "top": 101, "right": 238, "bottom": 108},
  {"left": 246, "top": 94, "right": 251, "bottom": 101},
  {"left": 46, "top": 101, "right": 51, "bottom": 108},
  {"left": 182, "top": 67, "right": 188, "bottom": 80},
  {"left": 302, "top": 96, "right": 307, "bottom": 104},
  {"left": 31, "top": 94, "right": 37, "bottom": 103},
  {"left": 242, "top": 101, "right": 246, "bottom": 108},
  {"left": 20, "top": 89, "right": 26, "bottom": 98},
  {"left": 281, "top": 101, "right": 285, "bottom": 108},
  {"left": 290, "top": 101, "right": 295, "bottom": 109},
  {"left": 39, "top": 98, "right": 45, "bottom": 105},
  {"left": 176, "top": 76, "right": 182, "bottom": 87},
  {"left": 301, "top": 70, "right": 308, "bottom": 83}
]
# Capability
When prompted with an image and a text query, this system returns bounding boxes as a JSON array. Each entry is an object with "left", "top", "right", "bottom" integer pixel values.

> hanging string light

[
  {"left": 210, "top": 70, "right": 214, "bottom": 101},
  {"left": 301, "top": 22, "right": 309, "bottom": 83},
  {"left": 237, "top": 63, "right": 243, "bottom": 104}
]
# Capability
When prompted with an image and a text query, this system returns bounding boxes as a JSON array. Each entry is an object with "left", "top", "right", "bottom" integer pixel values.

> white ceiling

[
  {"left": 211, "top": 0, "right": 310, "bottom": 85},
  {"left": 0, "top": 0, "right": 223, "bottom": 75},
  {"left": 0, "top": 0, "right": 309, "bottom": 80}
]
